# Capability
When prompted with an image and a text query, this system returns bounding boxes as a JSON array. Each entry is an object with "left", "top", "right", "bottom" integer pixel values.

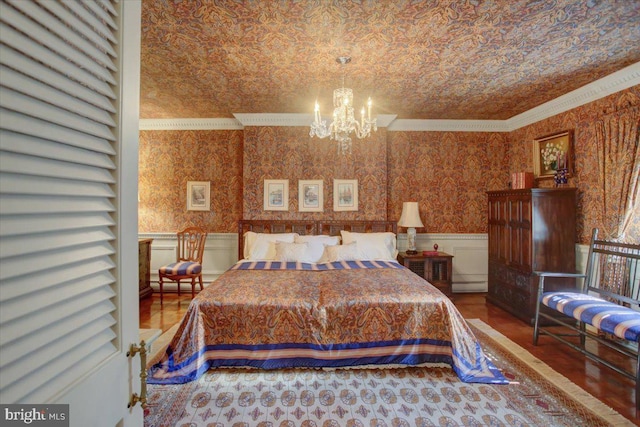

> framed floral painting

[{"left": 533, "top": 130, "right": 573, "bottom": 179}]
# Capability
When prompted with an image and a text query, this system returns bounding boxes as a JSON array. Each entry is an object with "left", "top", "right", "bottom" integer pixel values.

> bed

[{"left": 148, "top": 220, "right": 506, "bottom": 385}]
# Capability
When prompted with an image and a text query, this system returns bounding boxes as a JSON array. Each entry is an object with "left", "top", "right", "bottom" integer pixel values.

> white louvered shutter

[{"left": 0, "top": 0, "right": 128, "bottom": 405}]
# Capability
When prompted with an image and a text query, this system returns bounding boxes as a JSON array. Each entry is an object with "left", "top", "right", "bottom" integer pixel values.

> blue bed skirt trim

[{"left": 147, "top": 338, "right": 507, "bottom": 385}]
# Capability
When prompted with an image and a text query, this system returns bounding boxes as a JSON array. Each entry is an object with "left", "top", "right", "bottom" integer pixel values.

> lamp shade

[{"left": 398, "top": 202, "right": 424, "bottom": 228}]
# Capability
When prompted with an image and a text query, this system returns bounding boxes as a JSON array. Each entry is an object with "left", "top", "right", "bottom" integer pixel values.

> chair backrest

[
  {"left": 176, "top": 227, "right": 207, "bottom": 264},
  {"left": 583, "top": 228, "right": 640, "bottom": 307}
]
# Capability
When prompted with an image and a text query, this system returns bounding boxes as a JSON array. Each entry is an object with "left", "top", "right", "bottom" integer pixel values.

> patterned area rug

[{"left": 144, "top": 319, "right": 632, "bottom": 427}]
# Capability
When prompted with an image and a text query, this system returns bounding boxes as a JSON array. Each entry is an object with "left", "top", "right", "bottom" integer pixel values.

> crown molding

[
  {"left": 505, "top": 62, "right": 640, "bottom": 131},
  {"left": 387, "top": 119, "right": 509, "bottom": 132},
  {"left": 138, "top": 118, "right": 243, "bottom": 130},
  {"left": 372, "top": 114, "right": 397, "bottom": 128},
  {"left": 388, "top": 62, "right": 639, "bottom": 132},
  {"left": 233, "top": 113, "right": 397, "bottom": 128},
  {"left": 139, "top": 62, "right": 639, "bottom": 132}
]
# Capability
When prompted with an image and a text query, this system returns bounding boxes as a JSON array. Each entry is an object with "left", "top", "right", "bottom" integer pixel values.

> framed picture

[
  {"left": 298, "top": 180, "right": 323, "bottom": 212},
  {"left": 186, "top": 181, "right": 210, "bottom": 211},
  {"left": 333, "top": 179, "right": 358, "bottom": 211},
  {"left": 533, "top": 130, "right": 573, "bottom": 179},
  {"left": 264, "top": 179, "right": 289, "bottom": 211}
]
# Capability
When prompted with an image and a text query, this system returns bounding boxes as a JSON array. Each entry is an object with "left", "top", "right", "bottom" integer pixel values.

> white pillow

[
  {"left": 275, "top": 242, "right": 312, "bottom": 263},
  {"left": 244, "top": 232, "right": 298, "bottom": 260},
  {"left": 294, "top": 235, "right": 341, "bottom": 263},
  {"left": 319, "top": 242, "right": 359, "bottom": 263},
  {"left": 340, "top": 230, "right": 398, "bottom": 261}
]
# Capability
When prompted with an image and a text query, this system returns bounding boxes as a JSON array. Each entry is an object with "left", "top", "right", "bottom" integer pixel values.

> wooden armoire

[{"left": 486, "top": 188, "right": 577, "bottom": 324}]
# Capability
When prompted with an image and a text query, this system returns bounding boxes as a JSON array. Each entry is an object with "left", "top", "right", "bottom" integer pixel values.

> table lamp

[{"left": 398, "top": 202, "right": 423, "bottom": 255}]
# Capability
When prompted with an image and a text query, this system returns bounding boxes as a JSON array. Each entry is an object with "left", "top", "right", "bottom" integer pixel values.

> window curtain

[{"left": 595, "top": 106, "right": 639, "bottom": 242}]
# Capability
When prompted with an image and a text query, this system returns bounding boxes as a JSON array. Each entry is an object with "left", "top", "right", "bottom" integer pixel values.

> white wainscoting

[
  {"left": 139, "top": 232, "right": 589, "bottom": 295},
  {"left": 398, "top": 233, "right": 489, "bottom": 293},
  {"left": 139, "top": 233, "right": 238, "bottom": 292}
]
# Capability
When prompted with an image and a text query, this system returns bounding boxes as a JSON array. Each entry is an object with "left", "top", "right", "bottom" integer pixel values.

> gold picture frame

[{"left": 533, "top": 130, "right": 573, "bottom": 179}]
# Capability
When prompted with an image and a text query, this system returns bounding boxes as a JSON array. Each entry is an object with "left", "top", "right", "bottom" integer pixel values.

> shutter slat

[
  {"left": 1, "top": 282, "right": 115, "bottom": 341},
  {"left": 9, "top": 0, "right": 116, "bottom": 70},
  {"left": 1, "top": 258, "right": 115, "bottom": 302},
  {"left": 0, "top": 195, "right": 114, "bottom": 216},
  {"left": 1, "top": 228, "right": 114, "bottom": 258},
  {"left": 37, "top": 1, "right": 116, "bottom": 56},
  {"left": 25, "top": 342, "right": 117, "bottom": 403},
  {"left": 0, "top": 195, "right": 114, "bottom": 215},
  {"left": 0, "top": 109, "right": 116, "bottom": 154},
  {"left": 0, "top": 3, "right": 115, "bottom": 85},
  {"left": 0, "top": 212, "right": 114, "bottom": 237},
  {"left": 73, "top": 0, "right": 118, "bottom": 32},
  {"left": 1, "top": 315, "right": 116, "bottom": 385},
  {"left": 0, "top": 130, "right": 115, "bottom": 168},
  {"left": 0, "top": 331, "right": 117, "bottom": 403},
  {"left": 1, "top": 66, "right": 115, "bottom": 126},
  {"left": 0, "top": 152, "right": 115, "bottom": 182},
  {"left": 0, "top": 45, "right": 116, "bottom": 113},
  {"left": 0, "top": 24, "right": 115, "bottom": 98},
  {"left": 0, "top": 88, "right": 115, "bottom": 140},
  {"left": 0, "top": 174, "right": 114, "bottom": 198},
  {"left": 0, "top": 242, "right": 114, "bottom": 281},
  {"left": 0, "top": 300, "right": 114, "bottom": 368}
]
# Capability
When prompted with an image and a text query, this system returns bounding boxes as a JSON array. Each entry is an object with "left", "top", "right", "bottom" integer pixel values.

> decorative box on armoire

[{"left": 486, "top": 188, "right": 576, "bottom": 325}]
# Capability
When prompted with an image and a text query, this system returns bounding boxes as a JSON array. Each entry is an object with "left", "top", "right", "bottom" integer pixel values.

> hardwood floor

[{"left": 140, "top": 291, "right": 639, "bottom": 424}]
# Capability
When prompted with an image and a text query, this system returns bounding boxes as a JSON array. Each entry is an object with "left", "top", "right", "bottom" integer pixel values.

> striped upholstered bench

[
  {"left": 533, "top": 229, "right": 640, "bottom": 409},
  {"left": 541, "top": 292, "right": 640, "bottom": 342}
]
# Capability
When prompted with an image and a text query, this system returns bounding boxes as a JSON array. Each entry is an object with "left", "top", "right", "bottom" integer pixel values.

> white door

[{"left": 0, "top": 1, "right": 142, "bottom": 426}]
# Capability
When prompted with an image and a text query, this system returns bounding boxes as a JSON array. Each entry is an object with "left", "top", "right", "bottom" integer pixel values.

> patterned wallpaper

[
  {"left": 388, "top": 131, "right": 509, "bottom": 233},
  {"left": 140, "top": 0, "right": 640, "bottom": 120},
  {"left": 507, "top": 86, "right": 640, "bottom": 244},
  {"left": 138, "top": 86, "right": 639, "bottom": 244},
  {"left": 242, "top": 126, "right": 389, "bottom": 221},
  {"left": 138, "top": 130, "right": 243, "bottom": 233}
]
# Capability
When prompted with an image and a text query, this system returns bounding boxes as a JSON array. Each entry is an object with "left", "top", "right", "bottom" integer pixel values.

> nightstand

[{"left": 397, "top": 251, "right": 454, "bottom": 297}]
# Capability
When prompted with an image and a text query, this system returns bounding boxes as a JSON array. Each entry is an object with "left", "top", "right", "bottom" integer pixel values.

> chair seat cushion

[
  {"left": 542, "top": 292, "right": 640, "bottom": 342},
  {"left": 159, "top": 261, "right": 202, "bottom": 276}
]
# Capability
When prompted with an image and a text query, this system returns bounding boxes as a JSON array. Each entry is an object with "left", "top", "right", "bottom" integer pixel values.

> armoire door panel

[{"left": 486, "top": 188, "right": 576, "bottom": 325}]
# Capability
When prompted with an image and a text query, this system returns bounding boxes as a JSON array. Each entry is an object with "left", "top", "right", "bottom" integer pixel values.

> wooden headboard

[
  {"left": 238, "top": 220, "right": 397, "bottom": 260},
  {"left": 317, "top": 220, "right": 397, "bottom": 236}
]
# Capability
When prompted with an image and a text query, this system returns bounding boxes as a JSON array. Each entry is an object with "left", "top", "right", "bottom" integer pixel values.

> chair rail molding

[
  {"left": 398, "top": 233, "right": 489, "bottom": 293},
  {"left": 139, "top": 232, "right": 588, "bottom": 296}
]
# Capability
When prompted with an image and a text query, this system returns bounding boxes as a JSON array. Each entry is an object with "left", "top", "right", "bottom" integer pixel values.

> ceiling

[{"left": 140, "top": 1, "right": 640, "bottom": 121}]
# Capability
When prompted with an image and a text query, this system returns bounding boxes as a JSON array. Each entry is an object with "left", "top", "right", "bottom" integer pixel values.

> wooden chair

[{"left": 158, "top": 227, "right": 207, "bottom": 301}]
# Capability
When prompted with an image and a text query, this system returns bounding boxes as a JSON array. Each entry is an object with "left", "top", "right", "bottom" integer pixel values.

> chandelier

[{"left": 309, "top": 56, "right": 377, "bottom": 154}]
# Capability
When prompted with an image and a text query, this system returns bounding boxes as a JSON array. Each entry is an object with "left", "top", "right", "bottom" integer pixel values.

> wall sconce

[{"left": 398, "top": 202, "right": 423, "bottom": 255}]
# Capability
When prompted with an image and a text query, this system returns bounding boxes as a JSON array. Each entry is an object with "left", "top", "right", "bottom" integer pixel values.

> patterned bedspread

[{"left": 148, "top": 261, "right": 506, "bottom": 385}]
